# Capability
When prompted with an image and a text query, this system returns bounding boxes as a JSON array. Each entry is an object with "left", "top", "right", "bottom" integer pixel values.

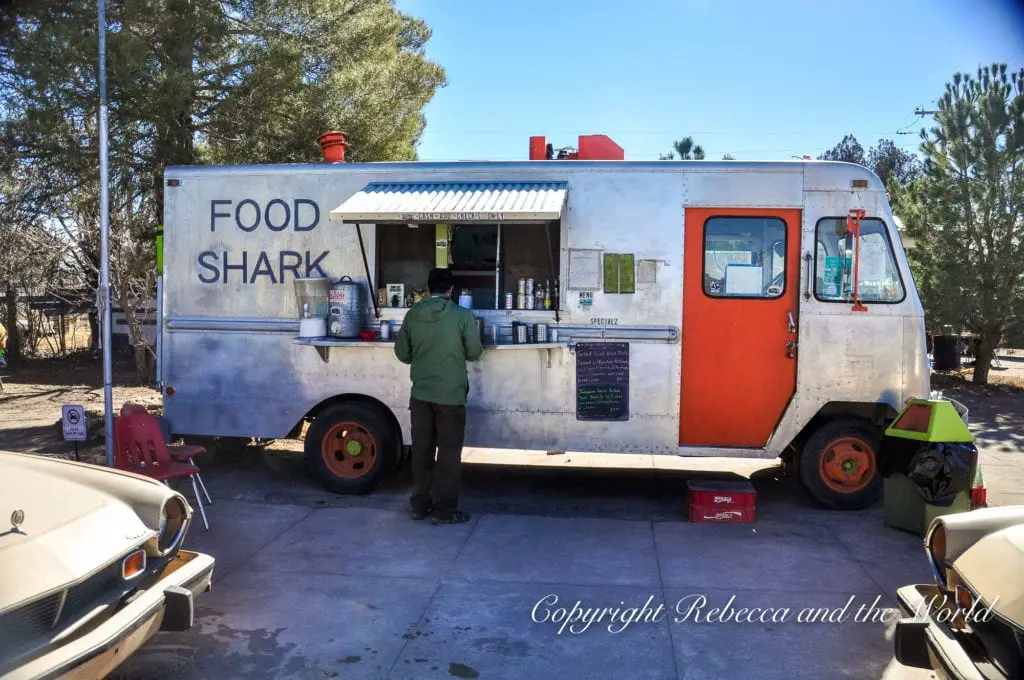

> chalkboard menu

[{"left": 575, "top": 342, "right": 630, "bottom": 421}]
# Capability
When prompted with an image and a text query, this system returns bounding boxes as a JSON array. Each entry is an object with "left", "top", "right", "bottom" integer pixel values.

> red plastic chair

[
  {"left": 114, "top": 414, "right": 210, "bottom": 530},
  {"left": 120, "top": 403, "right": 212, "bottom": 506}
]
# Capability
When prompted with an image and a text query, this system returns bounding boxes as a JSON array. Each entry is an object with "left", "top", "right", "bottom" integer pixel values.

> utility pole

[{"left": 898, "top": 107, "right": 940, "bottom": 135}]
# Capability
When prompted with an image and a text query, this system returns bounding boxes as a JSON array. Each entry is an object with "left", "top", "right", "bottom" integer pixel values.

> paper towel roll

[{"left": 299, "top": 317, "right": 327, "bottom": 338}]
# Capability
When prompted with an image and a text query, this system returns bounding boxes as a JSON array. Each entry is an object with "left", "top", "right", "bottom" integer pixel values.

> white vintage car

[
  {"left": 895, "top": 505, "right": 1024, "bottom": 679},
  {"left": 0, "top": 450, "right": 214, "bottom": 680}
]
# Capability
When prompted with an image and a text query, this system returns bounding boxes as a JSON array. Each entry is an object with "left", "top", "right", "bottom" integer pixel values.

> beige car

[
  {"left": 0, "top": 450, "right": 215, "bottom": 680},
  {"left": 895, "top": 505, "right": 1024, "bottom": 680}
]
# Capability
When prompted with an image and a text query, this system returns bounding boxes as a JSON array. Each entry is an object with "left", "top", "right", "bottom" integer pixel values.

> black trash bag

[
  {"left": 878, "top": 436, "right": 920, "bottom": 478},
  {"left": 907, "top": 442, "right": 978, "bottom": 507}
]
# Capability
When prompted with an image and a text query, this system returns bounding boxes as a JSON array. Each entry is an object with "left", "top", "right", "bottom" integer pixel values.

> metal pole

[
  {"left": 354, "top": 223, "right": 379, "bottom": 320},
  {"left": 98, "top": 0, "right": 114, "bottom": 466},
  {"left": 155, "top": 276, "right": 162, "bottom": 384},
  {"left": 494, "top": 223, "right": 501, "bottom": 309}
]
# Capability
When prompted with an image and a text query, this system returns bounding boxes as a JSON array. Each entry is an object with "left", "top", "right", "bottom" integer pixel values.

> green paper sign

[
  {"left": 603, "top": 253, "right": 635, "bottom": 294},
  {"left": 155, "top": 225, "right": 164, "bottom": 275}
]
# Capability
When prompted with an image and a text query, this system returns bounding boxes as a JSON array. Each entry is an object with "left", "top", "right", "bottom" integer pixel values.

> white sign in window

[{"left": 568, "top": 249, "right": 601, "bottom": 290}]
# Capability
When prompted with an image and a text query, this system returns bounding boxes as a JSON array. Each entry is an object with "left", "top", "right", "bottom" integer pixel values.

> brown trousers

[{"left": 409, "top": 397, "right": 467, "bottom": 518}]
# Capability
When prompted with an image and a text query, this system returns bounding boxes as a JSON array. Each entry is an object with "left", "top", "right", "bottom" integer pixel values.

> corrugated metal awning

[{"left": 328, "top": 182, "right": 568, "bottom": 223}]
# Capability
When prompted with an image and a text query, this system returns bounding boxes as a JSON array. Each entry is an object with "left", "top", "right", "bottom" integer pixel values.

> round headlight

[
  {"left": 157, "top": 496, "right": 188, "bottom": 555},
  {"left": 926, "top": 522, "right": 947, "bottom": 587}
]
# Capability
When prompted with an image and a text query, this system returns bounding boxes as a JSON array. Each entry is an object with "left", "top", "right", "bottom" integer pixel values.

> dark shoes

[
  {"left": 411, "top": 505, "right": 433, "bottom": 520},
  {"left": 431, "top": 510, "right": 471, "bottom": 526}
]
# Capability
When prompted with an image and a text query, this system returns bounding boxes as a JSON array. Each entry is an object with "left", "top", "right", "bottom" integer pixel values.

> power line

[{"left": 420, "top": 128, "right": 930, "bottom": 138}]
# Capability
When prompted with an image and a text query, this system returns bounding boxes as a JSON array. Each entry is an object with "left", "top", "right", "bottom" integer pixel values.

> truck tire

[
  {"left": 799, "top": 418, "right": 883, "bottom": 510},
  {"left": 304, "top": 402, "right": 399, "bottom": 495}
]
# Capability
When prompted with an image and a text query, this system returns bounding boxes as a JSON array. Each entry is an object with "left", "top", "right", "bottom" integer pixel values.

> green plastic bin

[
  {"left": 883, "top": 474, "right": 971, "bottom": 536},
  {"left": 880, "top": 398, "right": 975, "bottom": 536}
]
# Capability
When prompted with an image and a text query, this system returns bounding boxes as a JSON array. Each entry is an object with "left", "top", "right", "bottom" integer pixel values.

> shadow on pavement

[{"left": 184, "top": 442, "right": 844, "bottom": 525}]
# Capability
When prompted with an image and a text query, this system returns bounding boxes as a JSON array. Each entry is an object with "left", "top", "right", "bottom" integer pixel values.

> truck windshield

[{"left": 813, "top": 217, "right": 905, "bottom": 304}]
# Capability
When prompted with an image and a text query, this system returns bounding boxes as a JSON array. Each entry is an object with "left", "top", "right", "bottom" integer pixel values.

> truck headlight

[
  {"left": 955, "top": 583, "right": 975, "bottom": 613},
  {"left": 926, "top": 522, "right": 947, "bottom": 587}
]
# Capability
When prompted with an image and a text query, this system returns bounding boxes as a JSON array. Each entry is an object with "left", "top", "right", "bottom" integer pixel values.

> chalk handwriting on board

[{"left": 575, "top": 342, "right": 629, "bottom": 421}]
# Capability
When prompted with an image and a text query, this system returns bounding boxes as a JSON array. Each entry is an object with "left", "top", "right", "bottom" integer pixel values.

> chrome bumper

[
  {"left": 894, "top": 584, "right": 990, "bottom": 680},
  {"left": 4, "top": 550, "right": 215, "bottom": 680}
]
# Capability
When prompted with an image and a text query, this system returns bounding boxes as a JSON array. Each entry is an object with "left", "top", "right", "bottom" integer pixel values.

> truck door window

[
  {"left": 813, "top": 217, "right": 905, "bottom": 303},
  {"left": 702, "top": 216, "right": 786, "bottom": 298}
]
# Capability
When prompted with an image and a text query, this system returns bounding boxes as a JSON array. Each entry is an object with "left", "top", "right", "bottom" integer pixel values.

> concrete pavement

[
  {"left": 111, "top": 452, "right": 941, "bottom": 680},
  {"left": 948, "top": 388, "right": 1024, "bottom": 507}
]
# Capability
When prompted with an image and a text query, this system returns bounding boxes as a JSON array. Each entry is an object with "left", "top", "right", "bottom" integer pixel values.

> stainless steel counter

[{"left": 292, "top": 336, "right": 567, "bottom": 362}]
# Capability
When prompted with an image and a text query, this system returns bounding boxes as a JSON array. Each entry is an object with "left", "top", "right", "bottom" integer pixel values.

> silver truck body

[{"left": 160, "top": 159, "right": 928, "bottom": 459}]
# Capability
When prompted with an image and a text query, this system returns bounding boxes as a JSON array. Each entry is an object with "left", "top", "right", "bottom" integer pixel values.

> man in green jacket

[{"left": 394, "top": 268, "right": 483, "bottom": 525}]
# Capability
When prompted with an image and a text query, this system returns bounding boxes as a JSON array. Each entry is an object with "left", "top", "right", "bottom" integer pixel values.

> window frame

[
  {"left": 373, "top": 220, "right": 564, "bottom": 312},
  {"left": 812, "top": 216, "right": 907, "bottom": 305},
  {"left": 701, "top": 214, "right": 789, "bottom": 301}
]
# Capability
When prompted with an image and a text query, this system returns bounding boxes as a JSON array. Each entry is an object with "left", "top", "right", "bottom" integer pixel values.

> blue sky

[{"left": 394, "top": 0, "right": 1024, "bottom": 162}]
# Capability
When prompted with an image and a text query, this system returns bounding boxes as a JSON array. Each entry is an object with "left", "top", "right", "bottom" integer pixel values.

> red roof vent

[
  {"left": 529, "top": 134, "right": 623, "bottom": 161},
  {"left": 318, "top": 131, "right": 349, "bottom": 163},
  {"left": 577, "top": 135, "right": 623, "bottom": 160}
]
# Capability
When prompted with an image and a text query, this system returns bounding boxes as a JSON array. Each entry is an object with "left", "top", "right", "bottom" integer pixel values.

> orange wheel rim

[
  {"left": 321, "top": 422, "right": 377, "bottom": 479},
  {"left": 819, "top": 436, "right": 876, "bottom": 493}
]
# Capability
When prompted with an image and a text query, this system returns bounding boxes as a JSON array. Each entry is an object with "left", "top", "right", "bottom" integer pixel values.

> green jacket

[{"left": 394, "top": 296, "right": 483, "bottom": 405}]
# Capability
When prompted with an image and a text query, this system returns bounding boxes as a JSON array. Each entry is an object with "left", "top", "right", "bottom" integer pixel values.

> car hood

[
  {"left": 0, "top": 452, "right": 169, "bottom": 611},
  {"left": 953, "top": 522, "right": 1024, "bottom": 628}
]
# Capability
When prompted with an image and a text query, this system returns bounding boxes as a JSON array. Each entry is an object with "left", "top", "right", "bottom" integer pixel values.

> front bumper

[
  {"left": 894, "top": 584, "right": 994, "bottom": 680},
  {"left": 3, "top": 549, "right": 215, "bottom": 680}
]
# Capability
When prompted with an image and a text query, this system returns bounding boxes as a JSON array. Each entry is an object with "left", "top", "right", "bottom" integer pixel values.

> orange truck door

[{"left": 679, "top": 208, "right": 801, "bottom": 447}]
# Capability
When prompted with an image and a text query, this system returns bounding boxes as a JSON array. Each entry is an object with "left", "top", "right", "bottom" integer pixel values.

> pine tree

[
  {"left": 892, "top": 63, "right": 1024, "bottom": 384},
  {"left": 0, "top": 0, "right": 446, "bottom": 374}
]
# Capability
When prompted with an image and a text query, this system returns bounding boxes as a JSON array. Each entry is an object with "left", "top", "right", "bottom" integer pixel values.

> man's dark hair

[{"left": 427, "top": 268, "right": 456, "bottom": 294}]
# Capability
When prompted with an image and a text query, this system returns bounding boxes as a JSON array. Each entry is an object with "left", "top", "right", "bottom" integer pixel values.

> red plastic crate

[{"left": 687, "top": 480, "right": 756, "bottom": 523}]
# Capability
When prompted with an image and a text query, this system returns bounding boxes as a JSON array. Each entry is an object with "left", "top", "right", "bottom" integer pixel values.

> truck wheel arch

[
  {"left": 293, "top": 394, "right": 404, "bottom": 451},
  {"left": 783, "top": 400, "right": 899, "bottom": 463}
]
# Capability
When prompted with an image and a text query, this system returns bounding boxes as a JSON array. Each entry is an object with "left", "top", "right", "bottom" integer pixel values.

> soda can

[
  {"left": 517, "top": 294, "right": 527, "bottom": 309},
  {"left": 526, "top": 278, "right": 534, "bottom": 297},
  {"left": 526, "top": 295, "right": 535, "bottom": 310},
  {"left": 504, "top": 292, "right": 514, "bottom": 310},
  {"left": 517, "top": 278, "right": 526, "bottom": 295}
]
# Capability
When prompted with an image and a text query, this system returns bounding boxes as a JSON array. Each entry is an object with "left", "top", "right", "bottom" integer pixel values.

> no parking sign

[{"left": 61, "top": 404, "right": 87, "bottom": 442}]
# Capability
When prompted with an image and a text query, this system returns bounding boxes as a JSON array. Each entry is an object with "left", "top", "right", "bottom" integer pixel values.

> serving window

[{"left": 375, "top": 222, "right": 561, "bottom": 311}]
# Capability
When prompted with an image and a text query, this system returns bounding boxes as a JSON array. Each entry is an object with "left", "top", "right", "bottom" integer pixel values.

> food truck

[{"left": 158, "top": 133, "right": 928, "bottom": 510}]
